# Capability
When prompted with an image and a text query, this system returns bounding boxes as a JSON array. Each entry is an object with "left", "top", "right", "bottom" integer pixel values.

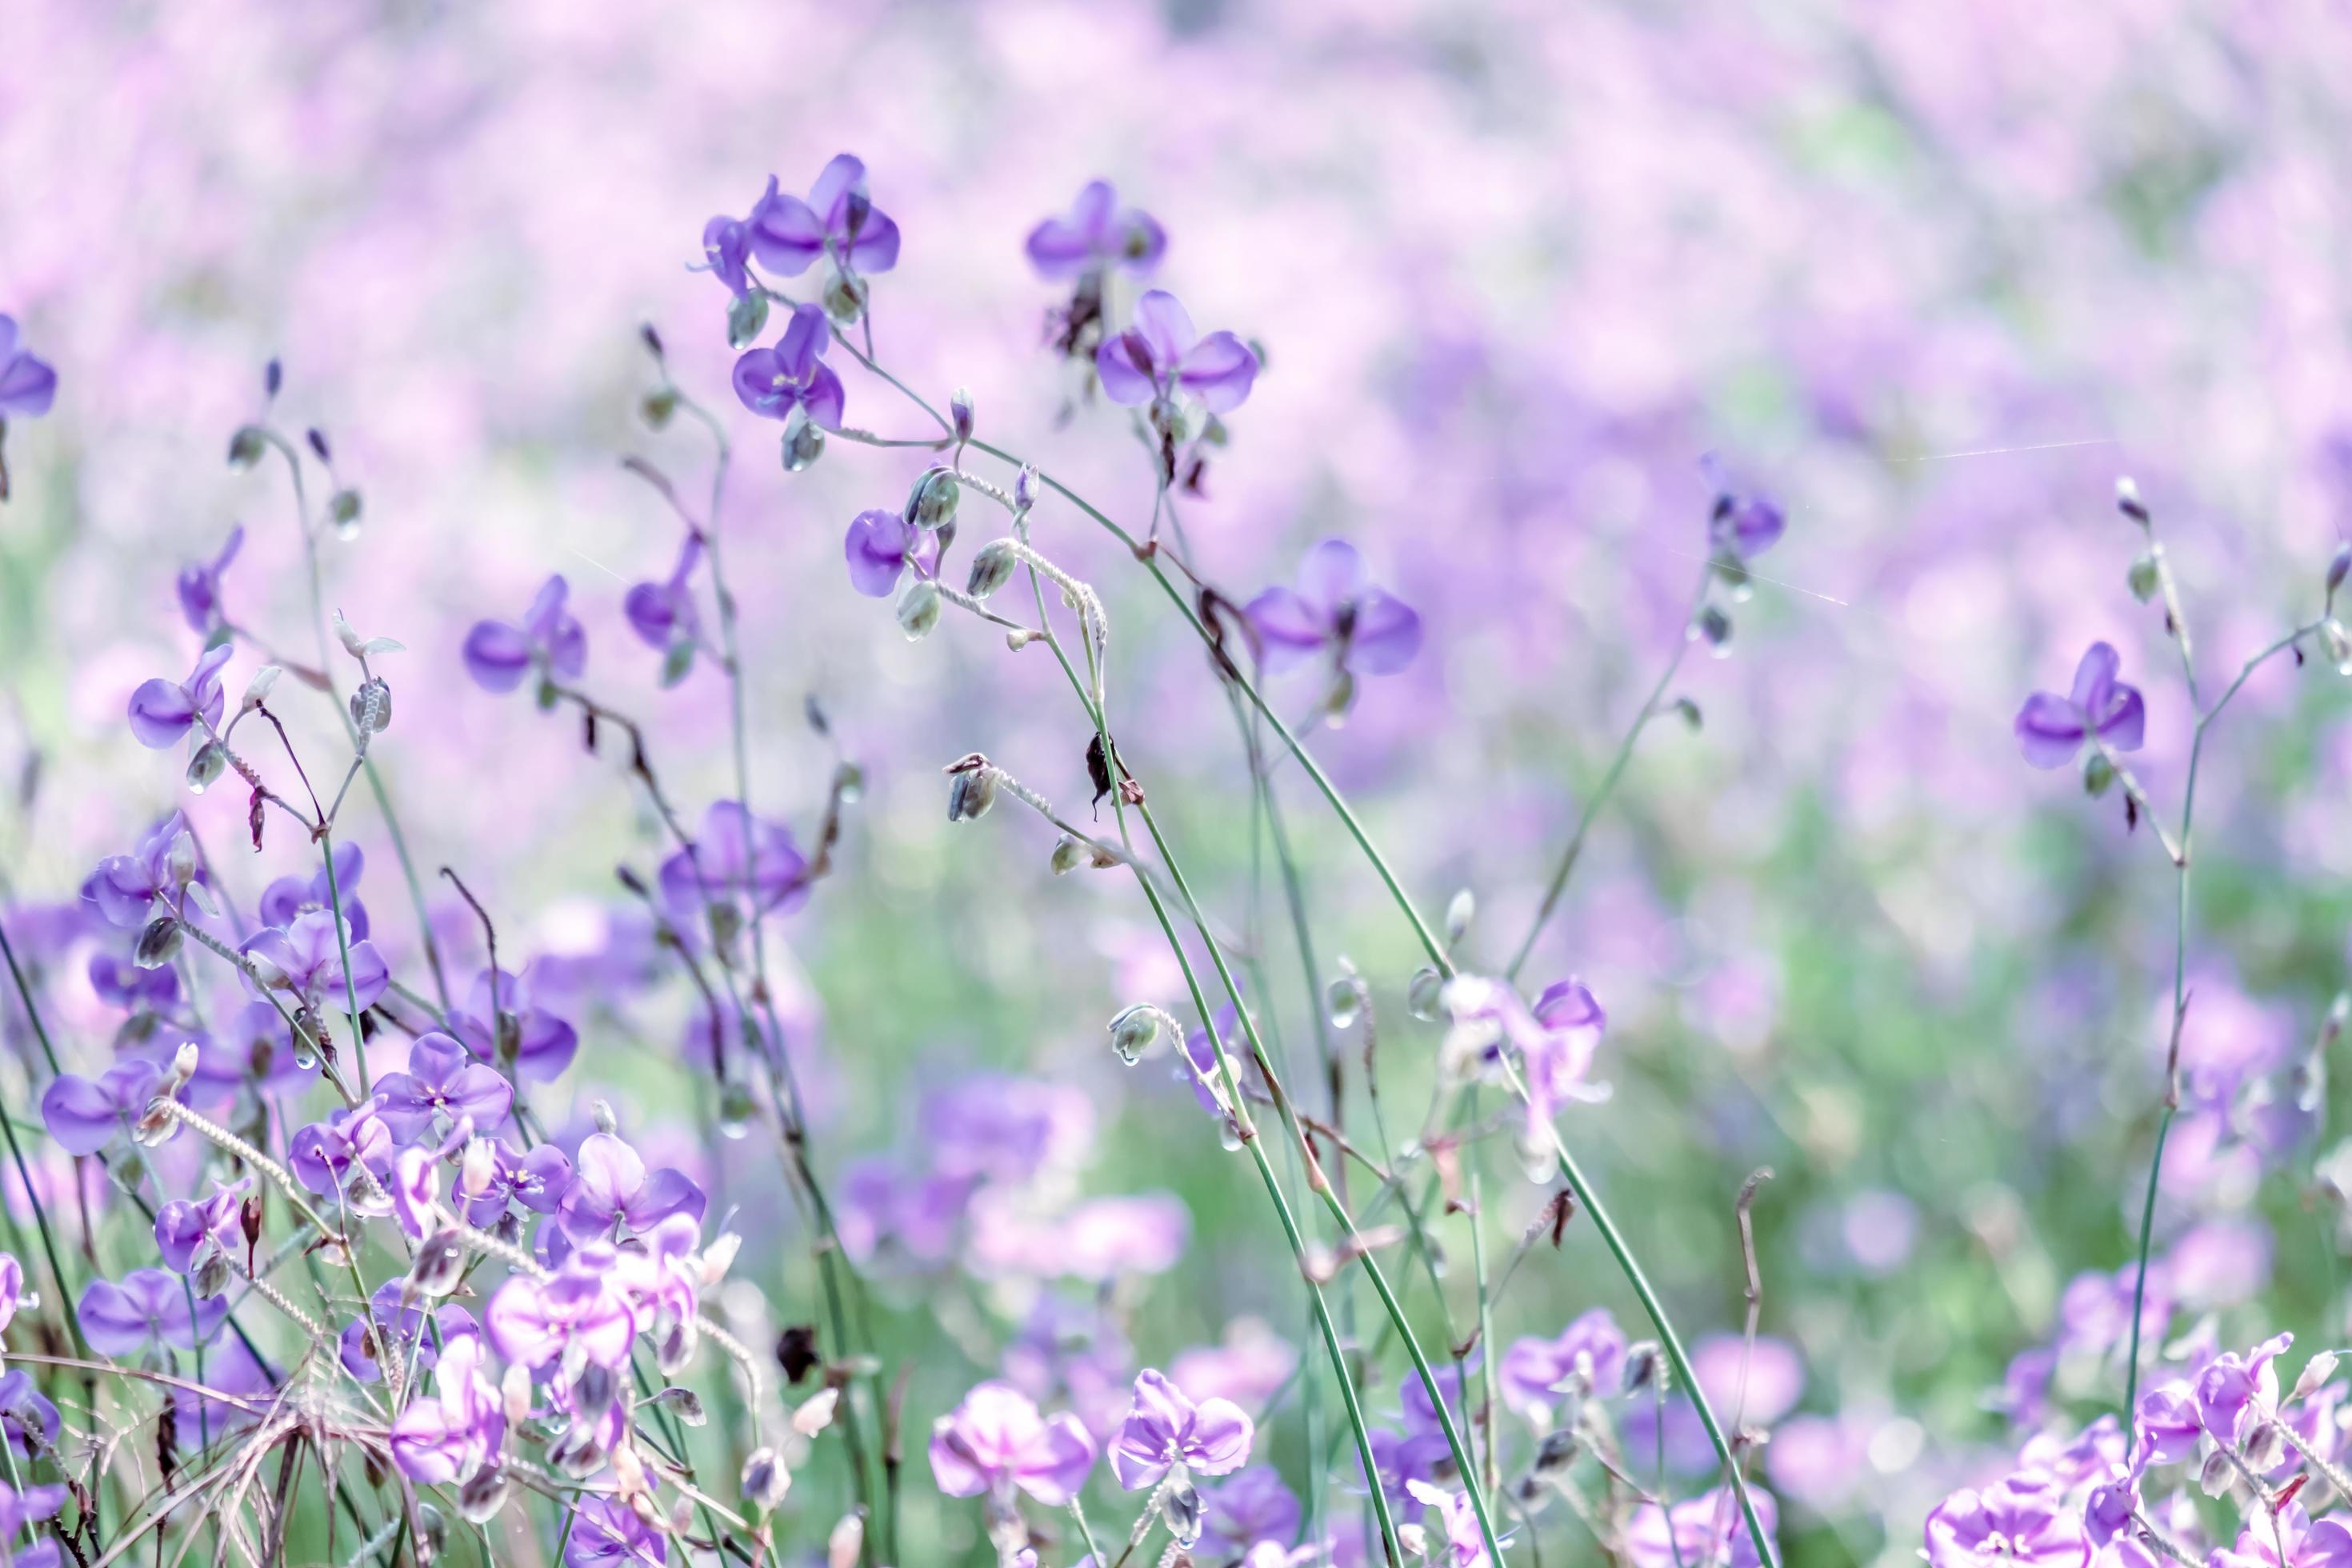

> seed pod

[
  {"left": 186, "top": 742, "right": 227, "bottom": 794},
  {"left": 1050, "top": 834, "right": 1086, "bottom": 875},
  {"left": 896, "top": 579, "right": 941, "bottom": 641},
  {"left": 135, "top": 917, "right": 183, "bottom": 970},
  {"left": 946, "top": 766, "right": 997, "bottom": 822},
  {"left": 966, "top": 539, "right": 1018, "bottom": 599},
  {"left": 906, "top": 467, "right": 959, "bottom": 530},
  {"left": 1108, "top": 1004, "right": 1161, "bottom": 1064}
]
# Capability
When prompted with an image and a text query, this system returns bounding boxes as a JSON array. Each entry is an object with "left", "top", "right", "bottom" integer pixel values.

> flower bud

[
  {"left": 2115, "top": 474, "right": 2150, "bottom": 524},
  {"left": 2294, "top": 1350, "right": 2339, "bottom": 1403},
  {"left": 727, "top": 290, "right": 770, "bottom": 350},
  {"left": 822, "top": 272, "right": 866, "bottom": 326},
  {"left": 966, "top": 539, "right": 1018, "bottom": 599},
  {"left": 906, "top": 467, "right": 960, "bottom": 530},
  {"left": 1444, "top": 888, "right": 1475, "bottom": 946},
  {"left": 1107, "top": 1003, "right": 1161, "bottom": 1064},
  {"left": 592, "top": 1099, "right": 619, "bottom": 1135},
  {"left": 502, "top": 1362, "right": 533, "bottom": 1425},
  {"left": 407, "top": 1229, "right": 467, "bottom": 1300},
  {"left": 950, "top": 386, "right": 974, "bottom": 444},
  {"left": 264, "top": 358, "right": 283, "bottom": 398},
  {"left": 1050, "top": 834, "right": 1086, "bottom": 875},
  {"left": 2330, "top": 542, "right": 2351, "bottom": 602},
  {"left": 350, "top": 676, "right": 392, "bottom": 735},
  {"left": 241, "top": 665, "right": 283, "bottom": 712},
  {"left": 2325, "top": 618, "right": 2352, "bottom": 677},
  {"left": 166, "top": 1040, "right": 201, "bottom": 1094},
  {"left": 2127, "top": 552, "right": 2161, "bottom": 604},
  {"left": 829, "top": 1513, "right": 865, "bottom": 1568},
  {"left": 245, "top": 950, "right": 290, "bottom": 990},
  {"left": 2082, "top": 752, "right": 2115, "bottom": 798},
  {"left": 782, "top": 412, "right": 826, "bottom": 472},
  {"left": 792, "top": 1387, "right": 839, "bottom": 1437},
  {"left": 186, "top": 742, "right": 227, "bottom": 794},
  {"left": 1694, "top": 604, "right": 1734, "bottom": 655},
  {"left": 133, "top": 1097, "right": 181, "bottom": 1149},
  {"left": 329, "top": 489, "right": 363, "bottom": 538},
  {"left": 946, "top": 765, "right": 997, "bottom": 822},
  {"left": 1014, "top": 465, "right": 1039, "bottom": 513},
  {"left": 1406, "top": 966, "right": 1445, "bottom": 1022},
  {"left": 457, "top": 1462, "right": 510, "bottom": 1525},
  {"left": 460, "top": 1136, "right": 496, "bottom": 1199},
  {"left": 167, "top": 831, "right": 198, "bottom": 890},
  {"left": 227, "top": 426, "right": 266, "bottom": 470},
  {"left": 194, "top": 1251, "right": 232, "bottom": 1298},
  {"left": 135, "top": 917, "right": 184, "bottom": 970},
  {"left": 413, "top": 1503, "right": 449, "bottom": 1560},
  {"left": 654, "top": 1385, "right": 708, "bottom": 1425},
  {"left": 641, "top": 387, "right": 678, "bottom": 430},
  {"left": 895, "top": 579, "right": 941, "bottom": 641},
  {"left": 742, "top": 1447, "right": 793, "bottom": 1510}
]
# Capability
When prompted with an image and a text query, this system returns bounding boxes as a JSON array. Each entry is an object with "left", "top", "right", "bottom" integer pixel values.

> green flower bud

[
  {"left": 966, "top": 539, "right": 1018, "bottom": 599},
  {"left": 727, "top": 290, "right": 770, "bottom": 350},
  {"left": 2127, "top": 552, "right": 2160, "bottom": 603},
  {"left": 895, "top": 579, "right": 941, "bottom": 641}
]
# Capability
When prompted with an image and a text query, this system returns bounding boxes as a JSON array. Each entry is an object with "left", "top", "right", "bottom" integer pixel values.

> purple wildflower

[
  {"left": 257, "top": 841, "right": 369, "bottom": 942},
  {"left": 0, "top": 1254, "right": 21, "bottom": 1337},
  {"left": 153, "top": 1176, "right": 250, "bottom": 1273},
  {"left": 656, "top": 800, "right": 811, "bottom": 926},
  {"left": 1922, "top": 1474, "right": 2087, "bottom": 1568},
  {"left": 731, "top": 302, "right": 845, "bottom": 430},
  {"left": 0, "top": 1369, "right": 61, "bottom": 1460},
  {"left": 485, "top": 1263, "right": 639, "bottom": 1371},
  {"left": 84, "top": 814, "right": 191, "bottom": 930},
  {"left": 747, "top": 154, "right": 900, "bottom": 278},
  {"left": 341, "top": 1280, "right": 479, "bottom": 1386},
  {"left": 1026, "top": 181, "right": 1167, "bottom": 280},
  {"left": 843, "top": 508, "right": 941, "bottom": 598},
  {"left": 2016, "top": 642, "right": 2147, "bottom": 770},
  {"left": 447, "top": 965, "right": 579, "bottom": 1082},
  {"left": 1440, "top": 974, "right": 1610, "bottom": 1143},
  {"left": 701, "top": 214, "right": 751, "bottom": 298},
  {"left": 565, "top": 1498, "right": 668, "bottom": 1567},
  {"left": 453, "top": 1137, "right": 572, "bottom": 1228},
  {"left": 0, "top": 1480, "right": 63, "bottom": 1568},
  {"left": 189, "top": 999, "right": 312, "bottom": 1103},
  {"left": 1702, "top": 454, "right": 1786, "bottom": 560},
  {"left": 2210, "top": 1506, "right": 2352, "bottom": 1568},
  {"left": 388, "top": 1331, "right": 502, "bottom": 1486},
  {"left": 1500, "top": 1306, "right": 1629, "bottom": 1426},
  {"left": 462, "top": 574, "right": 586, "bottom": 695},
  {"left": 2197, "top": 1330, "right": 2290, "bottom": 1444},
  {"left": 1407, "top": 1482, "right": 1495, "bottom": 1568},
  {"left": 625, "top": 534, "right": 705, "bottom": 653},
  {"left": 375, "top": 1031, "right": 514, "bottom": 1142},
  {"left": 78, "top": 1268, "right": 229, "bottom": 1357},
  {"left": 557, "top": 1132, "right": 707, "bottom": 1244},
  {"left": 1630, "top": 1489, "right": 1778, "bottom": 1568},
  {"left": 1095, "top": 290, "right": 1258, "bottom": 414},
  {"left": 239, "top": 910, "right": 388, "bottom": 1017},
  {"left": 928, "top": 1381, "right": 1099, "bottom": 1506},
  {"left": 176, "top": 526, "right": 245, "bottom": 636},
  {"left": 287, "top": 1102, "right": 395, "bottom": 1201},
  {"left": 0, "top": 317, "right": 58, "bottom": 418},
  {"left": 39, "top": 1058, "right": 164, "bottom": 1156},
  {"left": 127, "top": 642, "right": 233, "bottom": 749},
  {"left": 1109, "top": 1368, "right": 1254, "bottom": 1490},
  {"left": 1246, "top": 540, "right": 1422, "bottom": 680}
]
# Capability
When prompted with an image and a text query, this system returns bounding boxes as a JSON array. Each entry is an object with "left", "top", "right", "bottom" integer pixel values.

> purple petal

[
  {"left": 1183, "top": 1397, "right": 1255, "bottom": 1475},
  {"left": 732, "top": 347, "right": 788, "bottom": 418},
  {"left": 40, "top": 1074, "right": 122, "bottom": 1155},
  {"left": 1297, "top": 539, "right": 1369, "bottom": 610},
  {"left": 808, "top": 154, "right": 867, "bottom": 226},
  {"left": 774, "top": 303, "right": 830, "bottom": 383},
  {"left": 1346, "top": 589, "right": 1422, "bottom": 676},
  {"left": 1016, "top": 1413, "right": 1100, "bottom": 1506},
  {"left": 1134, "top": 290, "right": 1198, "bottom": 366},
  {"left": 2096, "top": 684, "right": 2146, "bottom": 754},
  {"left": 126, "top": 678, "right": 195, "bottom": 749},
  {"left": 801, "top": 362, "right": 847, "bottom": 433},
  {"left": 748, "top": 186, "right": 825, "bottom": 276},
  {"left": 846, "top": 211, "right": 901, "bottom": 274},
  {"left": 77, "top": 1279, "right": 158, "bottom": 1357},
  {"left": 2014, "top": 692, "right": 2087, "bottom": 770},
  {"left": 845, "top": 510, "right": 912, "bottom": 598},
  {"left": 1245, "top": 588, "right": 1328, "bottom": 672},
  {"left": 0, "top": 350, "right": 57, "bottom": 419},
  {"left": 2070, "top": 642, "right": 2122, "bottom": 713},
  {"left": 462, "top": 621, "right": 531, "bottom": 694},
  {"left": 1094, "top": 333, "right": 1156, "bottom": 406},
  {"left": 1178, "top": 331, "right": 1258, "bottom": 414}
]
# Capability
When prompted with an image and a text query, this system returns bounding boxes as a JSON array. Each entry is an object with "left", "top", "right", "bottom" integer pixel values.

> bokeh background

[{"left": 4, "top": 1, "right": 2351, "bottom": 1562}]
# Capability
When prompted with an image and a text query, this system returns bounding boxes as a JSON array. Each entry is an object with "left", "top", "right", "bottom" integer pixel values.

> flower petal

[{"left": 1178, "top": 331, "right": 1258, "bottom": 414}]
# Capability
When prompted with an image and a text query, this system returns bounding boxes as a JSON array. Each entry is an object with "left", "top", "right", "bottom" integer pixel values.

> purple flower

[
  {"left": 190, "top": 999, "right": 312, "bottom": 1102},
  {"left": 176, "top": 526, "right": 244, "bottom": 636},
  {"left": 928, "top": 1381, "right": 1098, "bottom": 1506},
  {"left": 2211, "top": 1506, "right": 2352, "bottom": 1568},
  {"left": 1500, "top": 1306, "right": 1629, "bottom": 1426},
  {"left": 127, "top": 642, "right": 233, "bottom": 749},
  {"left": 1109, "top": 1368, "right": 1254, "bottom": 1490},
  {"left": 1407, "top": 1482, "right": 1494, "bottom": 1568},
  {"left": 626, "top": 534, "right": 705, "bottom": 653},
  {"left": 87, "top": 950, "right": 178, "bottom": 1013},
  {"left": 287, "top": 1102, "right": 395, "bottom": 1199},
  {"left": 731, "top": 302, "right": 846, "bottom": 430},
  {"left": 0, "top": 1369, "right": 61, "bottom": 1460},
  {"left": 258, "top": 841, "right": 370, "bottom": 942},
  {"left": 1095, "top": 290, "right": 1257, "bottom": 414},
  {"left": 1702, "top": 455, "right": 1786, "bottom": 561},
  {"left": 447, "top": 966, "right": 579, "bottom": 1083},
  {"left": 0, "top": 1254, "right": 21, "bottom": 1338},
  {"left": 388, "top": 1330, "right": 502, "bottom": 1486},
  {"left": 838, "top": 1159, "right": 974, "bottom": 1270},
  {"left": 1246, "top": 540, "right": 1422, "bottom": 680},
  {"left": 341, "top": 1280, "right": 479, "bottom": 1386},
  {"left": 747, "top": 154, "right": 900, "bottom": 278},
  {"left": 2016, "top": 643, "right": 2147, "bottom": 770},
  {"left": 0, "top": 1479, "right": 63, "bottom": 1568},
  {"left": 239, "top": 910, "right": 389, "bottom": 1018},
  {"left": 656, "top": 800, "right": 811, "bottom": 925},
  {"left": 843, "top": 508, "right": 940, "bottom": 598},
  {"left": 701, "top": 215, "right": 751, "bottom": 298},
  {"left": 486, "top": 1264, "right": 640, "bottom": 1371},
  {"left": 153, "top": 1177, "right": 250, "bottom": 1273},
  {"left": 454, "top": 1138, "right": 573, "bottom": 1228},
  {"left": 84, "top": 814, "right": 190, "bottom": 930},
  {"left": 1630, "top": 1488, "right": 1779, "bottom": 1568},
  {"left": 557, "top": 1132, "right": 706, "bottom": 1243},
  {"left": 39, "top": 1058, "right": 163, "bottom": 1156},
  {"left": 78, "top": 1268, "right": 229, "bottom": 1357},
  {"left": 1440, "top": 974, "right": 1610, "bottom": 1143},
  {"left": 1026, "top": 181, "right": 1167, "bottom": 280},
  {"left": 2197, "top": 1330, "right": 2290, "bottom": 1444},
  {"left": 463, "top": 574, "right": 586, "bottom": 695},
  {"left": 1922, "top": 1474, "right": 2086, "bottom": 1568},
  {"left": 376, "top": 1031, "right": 514, "bottom": 1142},
  {"left": 0, "top": 317, "right": 58, "bottom": 419},
  {"left": 566, "top": 1498, "right": 668, "bottom": 1567},
  {"left": 1200, "top": 1465, "right": 1302, "bottom": 1558}
]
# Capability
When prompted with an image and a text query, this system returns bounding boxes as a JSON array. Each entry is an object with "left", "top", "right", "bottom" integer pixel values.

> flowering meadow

[{"left": 4, "top": 2, "right": 2352, "bottom": 1567}]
